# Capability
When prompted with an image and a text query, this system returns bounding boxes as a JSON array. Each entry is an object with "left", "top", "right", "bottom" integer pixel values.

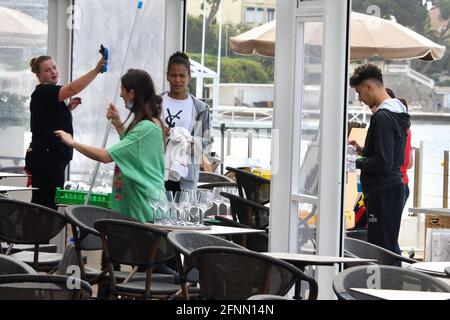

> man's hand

[{"left": 348, "top": 140, "right": 363, "bottom": 155}]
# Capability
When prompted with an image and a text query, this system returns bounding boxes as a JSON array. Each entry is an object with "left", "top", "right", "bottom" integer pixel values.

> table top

[
  {"left": 263, "top": 252, "right": 376, "bottom": 267},
  {"left": 350, "top": 288, "right": 450, "bottom": 300},
  {"left": 0, "top": 185, "right": 37, "bottom": 193},
  {"left": 0, "top": 172, "right": 28, "bottom": 179},
  {"left": 197, "top": 225, "right": 266, "bottom": 235},
  {"left": 146, "top": 224, "right": 266, "bottom": 236},
  {"left": 409, "top": 262, "right": 450, "bottom": 276},
  {"left": 408, "top": 207, "right": 450, "bottom": 217}
]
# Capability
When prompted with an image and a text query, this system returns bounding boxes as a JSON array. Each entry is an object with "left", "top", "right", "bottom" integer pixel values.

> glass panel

[
  {"left": 70, "top": 0, "right": 165, "bottom": 183},
  {"left": 296, "top": 21, "right": 323, "bottom": 253},
  {"left": 298, "top": 21, "right": 323, "bottom": 197},
  {"left": 0, "top": 0, "right": 48, "bottom": 171}
]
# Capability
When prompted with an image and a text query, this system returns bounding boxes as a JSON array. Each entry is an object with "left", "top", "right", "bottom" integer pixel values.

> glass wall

[
  {"left": 0, "top": 0, "right": 48, "bottom": 171},
  {"left": 70, "top": 0, "right": 165, "bottom": 183},
  {"left": 294, "top": 21, "right": 323, "bottom": 253}
]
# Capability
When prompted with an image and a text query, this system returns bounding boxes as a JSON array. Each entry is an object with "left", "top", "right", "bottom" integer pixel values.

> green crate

[{"left": 55, "top": 188, "right": 112, "bottom": 208}]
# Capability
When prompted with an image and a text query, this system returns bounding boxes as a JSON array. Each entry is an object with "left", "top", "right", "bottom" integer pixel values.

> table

[
  {"left": 0, "top": 185, "right": 37, "bottom": 194},
  {"left": 263, "top": 252, "right": 376, "bottom": 300},
  {"left": 409, "top": 261, "right": 450, "bottom": 277},
  {"left": 263, "top": 252, "right": 376, "bottom": 267},
  {"left": 409, "top": 207, "right": 450, "bottom": 217},
  {"left": 350, "top": 288, "right": 450, "bottom": 300},
  {"left": 147, "top": 224, "right": 266, "bottom": 236},
  {"left": 0, "top": 172, "right": 28, "bottom": 179}
]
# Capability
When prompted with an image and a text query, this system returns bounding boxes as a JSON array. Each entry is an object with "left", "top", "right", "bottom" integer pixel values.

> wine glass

[
  {"left": 197, "top": 190, "right": 213, "bottom": 226},
  {"left": 184, "top": 190, "right": 198, "bottom": 225},
  {"left": 174, "top": 190, "right": 190, "bottom": 226},
  {"left": 212, "top": 187, "right": 224, "bottom": 215},
  {"left": 222, "top": 186, "right": 239, "bottom": 215},
  {"left": 163, "top": 190, "right": 174, "bottom": 224},
  {"left": 148, "top": 189, "right": 160, "bottom": 223},
  {"left": 157, "top": 189, "right": 171, "bottom": 224}
]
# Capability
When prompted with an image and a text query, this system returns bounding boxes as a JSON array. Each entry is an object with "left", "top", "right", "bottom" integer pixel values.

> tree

[
  {"left": 352, "top": 0, "right": 429, "bottom": 33},
  {"left": 200, "top": 0, "right": 238, "bottom": 26}
]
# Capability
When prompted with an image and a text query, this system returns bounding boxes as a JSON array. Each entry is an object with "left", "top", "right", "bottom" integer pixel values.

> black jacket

[{"left": 356, "top": 107, "right": 411, "bottom": 198}]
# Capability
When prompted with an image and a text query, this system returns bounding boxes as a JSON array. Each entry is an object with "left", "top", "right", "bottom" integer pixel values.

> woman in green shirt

[{"left": 55, "top": 69, "right": 165, "bottom": 222}]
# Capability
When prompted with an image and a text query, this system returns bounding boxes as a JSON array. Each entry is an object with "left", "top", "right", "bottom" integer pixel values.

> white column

[
  {"left": 163, "top": 0, "right": 184, "bottom": 92},
  {"left": 269, "top": 1, "right": 297, "bottom": 252},
  {"left": 48, "top": 0, "right": 72, "bottom": 84},
  {"left": 315, "top": 0, "right": 349, "bottom": 300}
]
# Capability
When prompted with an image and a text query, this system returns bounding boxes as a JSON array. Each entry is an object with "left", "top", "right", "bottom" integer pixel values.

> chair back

[
  {"left": 65, "top": 205, "right": 137, "bottom": 251},
  {"left": 344, "top": 238, "right": 416, "bottom": 266},
  {"left": 199, "top": 172, "right": 234, "bottom": 183},
  {"left": 221, "top": 192, "right": 269, "bottom": 229},
  {"left": 225, "top": 166, "right": 270, "bottom": 204},
  {"left": 0, "top": 274, "right": 92, "bottom": 300},
  {"left": 0, "top": 255, "right": 37, "bottom": 275},
  {"left": 167, "top": 231, "right": 245, "bottom": 257},
  {"left": 212, "top": 216, "right": 268, "bottom": 252},
  {"left": 94, "top": 219, "right": 174, "bottom": 267},
  {"left": 0, "top": 199, "right": 66, "bottom": 244},
  {"left": 191, "top": 246, "right": 318, "bottom": 300},
  {"left": 333, "top": 265, "right": 450, "bottom": 300},
  {"left": 198, "top": 182, "right": 237, "bottom": 190}
]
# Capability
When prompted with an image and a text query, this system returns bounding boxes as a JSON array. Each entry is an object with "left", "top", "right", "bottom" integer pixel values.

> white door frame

[{"left": 271, "top": 0, "right": 350, "bottom": 299}]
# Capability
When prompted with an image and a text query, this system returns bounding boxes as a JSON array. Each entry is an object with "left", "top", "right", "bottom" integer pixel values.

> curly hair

[
  {"left": 167, "top": 51, "right": 191, "bottom": 75},
  {"left": 349, "top": 63, "right": 383, "bottom": 87}
]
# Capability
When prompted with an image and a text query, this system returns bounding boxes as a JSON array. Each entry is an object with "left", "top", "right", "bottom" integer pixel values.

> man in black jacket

[{"left": 349, "top": 64, "right": 411, "bottom": 255}]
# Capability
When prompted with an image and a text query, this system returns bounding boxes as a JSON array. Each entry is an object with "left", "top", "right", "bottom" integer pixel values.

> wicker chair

[
  {"left": 0, "top": 274, "right": 92, "bottom": 300},
  {"left": 0, "top": 255, "right": 37, "bottom": 275},
  {"left": 225, "top": 166, "right": 270, "bottom": 204},
  {"left": 0, "top": 199, "right": 66, "bottom": 272},
  {"left": 344, "top": 237, "right": 417, "bottom": 266},
  {"left": 333, "top": 265, "right": 450, "bottom": 300},
  {"left": 191, "top": 246, "right": 318, "bottom": 300},
  {"left": 94, "top": 219, "right": 189, "bottom": 299}
]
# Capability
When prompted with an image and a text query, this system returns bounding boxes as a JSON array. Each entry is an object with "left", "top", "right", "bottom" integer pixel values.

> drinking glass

[
  {"left": 157, "top": 189, "right": 171, "bottom": 224},
  {"left": 212, "top": 187, "right": 224, "bottom": 215},
  {"left": 174, "top": 190, "right": 190, "bottom": 226},
  {"left": 148, "top": 189, "right": 160, "bottom": 223},
  {"left": 197, "top": 190, "right": 213, "bottom": 226}
]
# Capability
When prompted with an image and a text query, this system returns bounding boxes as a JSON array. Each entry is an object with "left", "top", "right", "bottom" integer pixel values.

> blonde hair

[{"left": 29, "top": 56, "right": 52, "bottom": 74}]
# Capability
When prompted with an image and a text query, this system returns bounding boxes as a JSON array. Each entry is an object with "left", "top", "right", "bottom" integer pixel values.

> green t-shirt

[{"left": 108, "top": 120, "right": 165, "bottom": 222}]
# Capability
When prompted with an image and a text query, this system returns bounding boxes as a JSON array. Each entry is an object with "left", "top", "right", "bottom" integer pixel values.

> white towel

[{"left": 165, "top": 127, "right": 192, "bottom": 181}]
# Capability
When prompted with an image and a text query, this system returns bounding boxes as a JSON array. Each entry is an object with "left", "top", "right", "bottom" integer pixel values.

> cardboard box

[{"left": 424, "top": 214, "right": 450, "bottom": 261}]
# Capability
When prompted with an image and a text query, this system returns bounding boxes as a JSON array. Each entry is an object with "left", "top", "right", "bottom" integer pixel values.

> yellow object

[
  {"left": 298, "top": 210, "right": 316, "bottom": 225},
  {"left": 345, "top": 210, "right": 355, "bottom": 229},
  {"left": 252, "top": 168, "right": 272, "bottom": 179}
]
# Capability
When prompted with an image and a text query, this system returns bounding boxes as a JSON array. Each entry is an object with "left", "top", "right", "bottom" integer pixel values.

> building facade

[{"left": 187, "top": 0, "right": 276, "bottom": 25}]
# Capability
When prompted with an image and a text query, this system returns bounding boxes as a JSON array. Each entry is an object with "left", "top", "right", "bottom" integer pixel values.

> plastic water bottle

[{"left": 356, "top": 174, "right": 362, "bottom": 192}]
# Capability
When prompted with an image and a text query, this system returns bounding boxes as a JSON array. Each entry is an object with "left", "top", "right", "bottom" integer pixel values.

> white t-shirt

[{"left": 161, "top": 94, "right": 194, "bottom": 131}]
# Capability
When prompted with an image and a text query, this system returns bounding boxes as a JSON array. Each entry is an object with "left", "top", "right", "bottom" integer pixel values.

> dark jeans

[
  {"left": 25, "top": 149, "right": 68, "bottom": 210},
  {"left": 165, "top": 180, "right": 181, "bottom": 193},
  {"left": 365, "top": 184, "right": 405, "bottom": 256},
  {"left": 404, "top": 183, "right": 410, "bottom": 205}
]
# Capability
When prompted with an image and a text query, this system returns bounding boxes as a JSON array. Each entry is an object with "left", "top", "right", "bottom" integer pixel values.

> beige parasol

[
  {"left": 0, "top": 6, "right": 47, "bottom": 46},
  {"left": 230, "top": 12, "right": 446, "bottom": 61}
]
